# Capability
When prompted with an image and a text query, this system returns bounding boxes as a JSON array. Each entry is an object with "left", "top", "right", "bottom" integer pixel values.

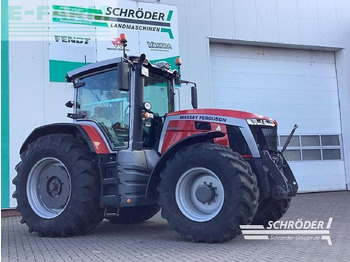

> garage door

[{"left": 210, "top": 43, "right": 346, "bottom": 192}]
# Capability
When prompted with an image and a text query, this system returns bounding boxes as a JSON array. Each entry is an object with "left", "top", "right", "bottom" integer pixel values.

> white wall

[{"left": 9, "top": 40, "right": 73, "bottom": 207}]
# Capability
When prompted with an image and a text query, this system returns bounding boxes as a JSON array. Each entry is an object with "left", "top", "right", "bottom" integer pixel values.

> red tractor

[{"left": 13, "top": 36, "right": 298, "bottom": 242}]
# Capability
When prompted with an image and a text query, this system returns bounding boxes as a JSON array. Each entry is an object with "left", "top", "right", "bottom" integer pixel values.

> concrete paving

[{"left": 2, "top": 191, "right": 350, "bottom": 262}]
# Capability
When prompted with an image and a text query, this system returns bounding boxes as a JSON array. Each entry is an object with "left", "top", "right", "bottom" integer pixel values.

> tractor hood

[{"left": 167, "top": 109, "right": 277, "bottom": 125}]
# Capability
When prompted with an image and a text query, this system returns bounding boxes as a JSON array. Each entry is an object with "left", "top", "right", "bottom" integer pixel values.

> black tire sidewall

[
  {"left": 252, "top": 197, "right": 292, "bottom": 227},
  {"left": 16, "top": 135, "right": 103, "bottom": 235},
  {"left": 159, "top": 144, "right": 257, "bottom": 240}
]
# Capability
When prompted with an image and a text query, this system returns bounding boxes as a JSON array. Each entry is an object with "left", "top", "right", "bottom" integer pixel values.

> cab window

[{"left": 76, "top": 69, "right": 130, "bottom": 150}]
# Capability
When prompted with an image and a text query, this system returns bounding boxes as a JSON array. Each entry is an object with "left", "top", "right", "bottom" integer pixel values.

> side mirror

[
  {"left": 191, "top": 86, "right": 198, "bottom": 109},
  {"left": 65, "top": 101, "right": 74, "bottom": 108},
  {"left": 117, "top": 62, "right": 130, "bottom": 91}
]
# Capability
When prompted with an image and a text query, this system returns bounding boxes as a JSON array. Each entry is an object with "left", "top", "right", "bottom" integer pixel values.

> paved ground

[{"left": 2, "top": 191, "right": 350, "bottom": 262}]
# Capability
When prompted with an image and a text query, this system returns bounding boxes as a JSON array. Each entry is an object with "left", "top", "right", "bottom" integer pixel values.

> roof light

[
  {"left": 120, "top": 33, "right": 127, "bottom": 44},
  {"left": 175, "top": 57, "right": 182, "bottom": 66}
]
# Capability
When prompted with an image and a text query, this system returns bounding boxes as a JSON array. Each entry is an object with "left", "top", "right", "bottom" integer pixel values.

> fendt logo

[{"left": 54, "top": 35, "right": 91, "bottom": 44}]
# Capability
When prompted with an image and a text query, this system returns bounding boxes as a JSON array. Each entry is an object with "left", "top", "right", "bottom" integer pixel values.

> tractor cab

[
  {"left": 65, "top": 34, "right": 201, "bottom": 154},
  {"left": 66, "top": 56, "right": 177, "bottom": 151}
]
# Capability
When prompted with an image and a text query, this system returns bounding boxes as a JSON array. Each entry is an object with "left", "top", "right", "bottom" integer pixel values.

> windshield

[
  {"left": 144, "top": 70, "right": 174, "bottom": 116},
  {"left": 76, "top": 69, "right": 130, "bottom": 150}
]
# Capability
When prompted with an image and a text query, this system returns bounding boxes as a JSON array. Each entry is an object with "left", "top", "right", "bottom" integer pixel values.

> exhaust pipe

[{"left": 132, "top": 54, "right": 146, "bottom": 150}]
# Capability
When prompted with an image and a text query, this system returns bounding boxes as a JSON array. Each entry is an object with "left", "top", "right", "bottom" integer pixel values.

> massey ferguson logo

[
  {"left": 147, "top": 41, "right": 172, "bottom": 51},
  {"left": 111, "top": 37, "right": 123, "bottom": 47},
  {"left": 54, "top": 35, "right": 90, "bottom": 44},
  {"left": 108, "top": 36, "right": 130, "bottom": 51}
]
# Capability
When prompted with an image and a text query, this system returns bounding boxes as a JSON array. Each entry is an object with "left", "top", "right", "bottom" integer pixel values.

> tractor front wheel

[
  {"left": 158, "top": 143, "right": 259, "bottom": 243},
  {"left": 251, "top": 197, "right": 292, "bottom": 227}
]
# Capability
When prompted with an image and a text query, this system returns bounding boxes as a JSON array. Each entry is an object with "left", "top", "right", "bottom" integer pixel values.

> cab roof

[
  {"left": 66, "top": 56, "right": 178, "bottom": 83},
  {"left": 66, "top": 57, "right": 123, "bottom": 82}
]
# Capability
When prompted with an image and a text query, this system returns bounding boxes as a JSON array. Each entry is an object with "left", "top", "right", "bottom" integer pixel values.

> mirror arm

[
  {"left": 180, "top": 79, "right": 196, "bottom": 88},
  {"left": 178, "top": 79, "right": 198, "bottom": 109}
]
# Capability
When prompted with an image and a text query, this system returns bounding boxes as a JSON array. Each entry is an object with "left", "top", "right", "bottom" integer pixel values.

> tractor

[{"left": 13, "top": 34, "right": 298, "bottom": 243}]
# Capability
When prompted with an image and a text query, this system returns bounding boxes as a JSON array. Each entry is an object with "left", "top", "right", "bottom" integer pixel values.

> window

[
  {"left": 144, "top": 70, "right": 173, "bottom": 116},
  {"left": 76, "top": 68, "right": 130, "bottom": 150},
  {"left": 283, "top": 150, "right": 301, "bottom": 161},
  {"left": 278, "top": 135, "right": 342, "bottom": 161},
  {"left": 321, "top": 135, "right": 340, "bottom": 146},
  {"left": 323, "top": 149, "right": 341, "bottom": 160},
  {"left": 280, "top": 135, "right": 300, "bottom": 147},
  {"left": 301, "top": 135, "right": 320, "bottom": 146}
]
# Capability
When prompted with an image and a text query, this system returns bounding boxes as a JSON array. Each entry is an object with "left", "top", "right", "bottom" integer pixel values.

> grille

[
  {"left": 226, "top": 125, "right": 251, "bottom": 155},
  {"left": 250, "top": 126, "right": 278, "bottom": 151}
]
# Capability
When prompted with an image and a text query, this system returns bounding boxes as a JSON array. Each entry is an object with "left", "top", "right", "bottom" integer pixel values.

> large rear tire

[
  {"left": 107, "top": 205, "right": 160, "bottom": 224},
  {"left": 158, "top": 143, "right": 259, "bottom": 243},
  {"left": 252, "top": 197, "right": 292, "bottom": 227},
  {"left": 13, "top": 134, "right": 104, "bottom": 237}
]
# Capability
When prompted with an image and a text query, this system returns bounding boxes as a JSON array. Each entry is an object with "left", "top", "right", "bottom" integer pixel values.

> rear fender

[
  {"left": 20, "top": 123, "right": 109, "bottom": 154},
  {"left": 145, "top": 131, "right": 224, "bottom": 199}
]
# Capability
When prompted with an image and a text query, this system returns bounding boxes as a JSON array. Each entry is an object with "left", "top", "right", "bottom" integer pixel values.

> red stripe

[{"left": 81, "top": 125, "right": 109, "bottom": 154}]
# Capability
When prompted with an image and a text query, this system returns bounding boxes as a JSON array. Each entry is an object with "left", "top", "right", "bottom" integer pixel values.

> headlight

[
  {"left": 246, "top": 118, "right": 276, "bottom": 127},
  {"left": 143, "top": 102, "right": 152, "bottom": 111}
]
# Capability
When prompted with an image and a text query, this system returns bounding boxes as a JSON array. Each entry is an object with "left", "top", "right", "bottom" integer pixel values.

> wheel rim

[
  {"left": 175, "top": 167, "right": 224, "bottom": 222},
  {"left": 26, "top": 157, "right": 71, "bottom": 219}
]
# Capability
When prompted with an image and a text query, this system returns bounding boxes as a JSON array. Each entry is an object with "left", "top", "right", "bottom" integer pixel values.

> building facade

[{"left": 2, "top": 0, "right": 350, "bottom": 208}]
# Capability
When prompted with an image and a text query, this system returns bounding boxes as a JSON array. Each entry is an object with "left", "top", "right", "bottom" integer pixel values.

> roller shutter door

[{"left": 210, "top": 43, "right": 346, "bottom": 192}]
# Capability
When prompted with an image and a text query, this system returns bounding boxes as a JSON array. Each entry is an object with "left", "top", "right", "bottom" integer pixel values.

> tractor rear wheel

[
  {"left": 13, "top": 134, "right": 104, "bottom": 237},
  {"left": 251, "top": 197, "right": 292, "bottom": 227},
  {"left": 107, "top": 205, "right": 160, "bottom": 224},
  {"left": 158, "top": 143, "right": 259, "bottom": 243}
]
